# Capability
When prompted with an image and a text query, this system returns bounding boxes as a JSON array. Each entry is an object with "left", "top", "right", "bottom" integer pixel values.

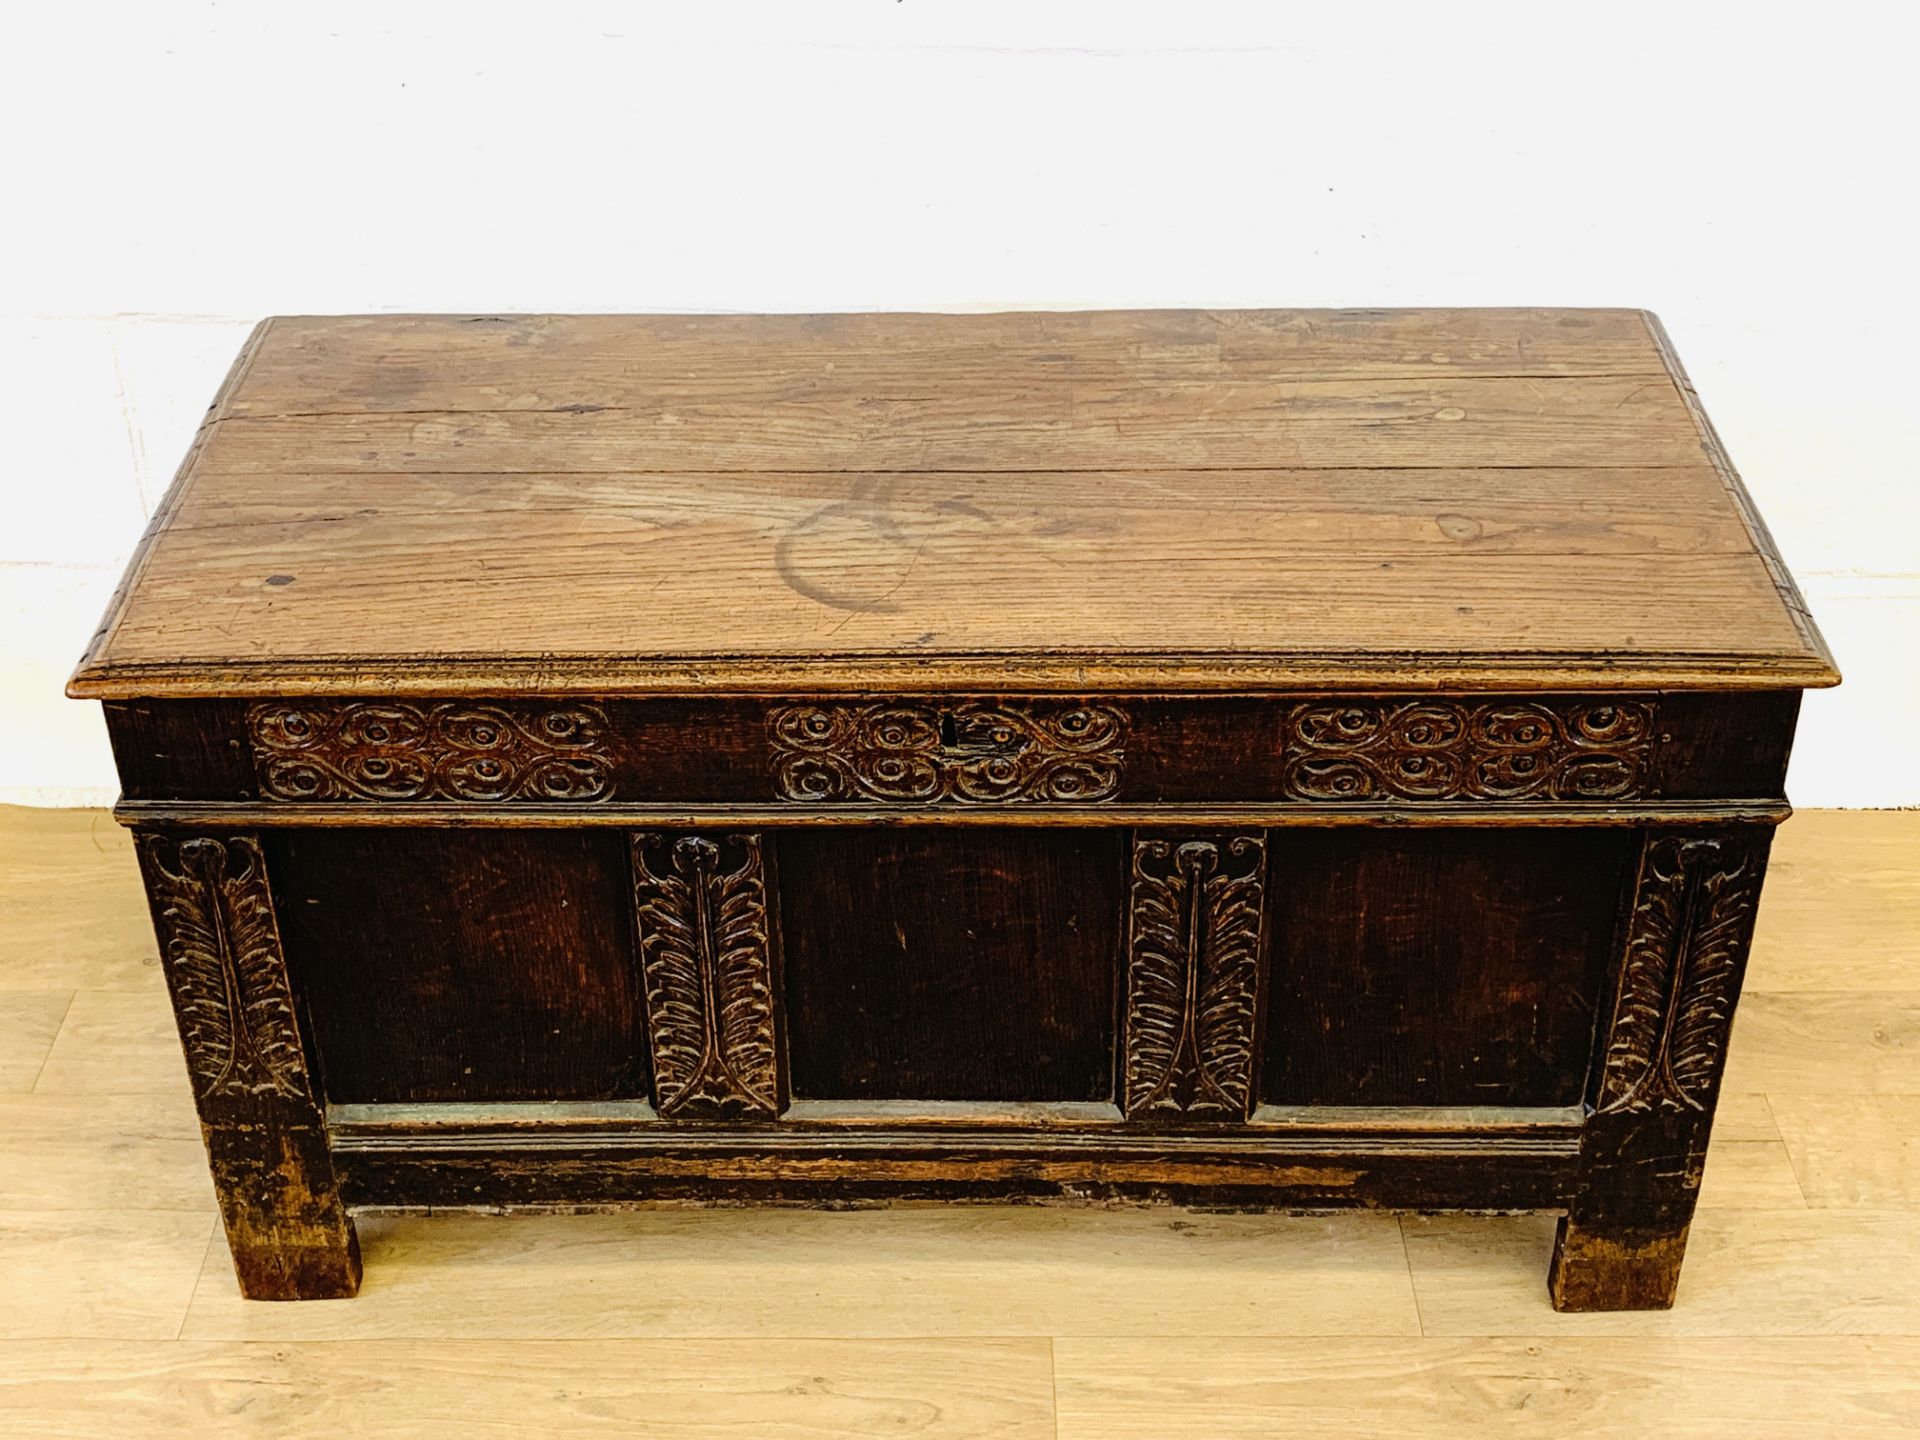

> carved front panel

[
  {"left": 136, "top": 833, "right": 313, "bottom": 1109},
  {"left": 1282, "top": 699, "right": 1656, "bottom": 801},
  {"left": 769, "top": 701, "right": 1125, "bottom": 803},
  {"left": 1597, "top": 832, "right": 1766, "bottom": 1115},
  {"left": 630, "top": 832, "right": 784, "bottom": 1120},
  {"left": 249, "top": 701, "right": 615, "bottom": 801},
  {"left": 1122, "top": 833, "right": 1268, "bottom": 1120}
]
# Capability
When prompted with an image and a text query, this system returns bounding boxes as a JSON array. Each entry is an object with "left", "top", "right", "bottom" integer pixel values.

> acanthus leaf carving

[
  {"left": 136, "top": 832, "right": 311, "bottom": 1107},
  {"left": 769, "top": 701, "right": 1125, "bottom": 803},
  {"left": 630, "top": 832, "right": 783, "bottom": 1120},
  {"left": 1123, "top": 833, "right": 1268, "bottom": 1120},
  {"left": 249, "top": 701, "right": 615, "bottom": 802},
  {"left": 1598, "top": 833, "right": 1764, "bottom": 1115}
]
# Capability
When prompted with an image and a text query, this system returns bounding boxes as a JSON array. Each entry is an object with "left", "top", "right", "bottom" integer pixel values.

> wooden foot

[
  {"left": 225, "top": 1227, "right": 362, "bottom": 1301},
  {"left": 1548, "top": 1217, "right": 1688, "bottom": 1311},
  {"left": 206, "top": 1124, "right": 362, "bottom": 1300}
]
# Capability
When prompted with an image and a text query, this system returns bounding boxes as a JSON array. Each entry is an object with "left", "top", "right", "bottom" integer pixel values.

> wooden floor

[{"left": 2, "top": 806, "right": 1917, "bottom": 1437}]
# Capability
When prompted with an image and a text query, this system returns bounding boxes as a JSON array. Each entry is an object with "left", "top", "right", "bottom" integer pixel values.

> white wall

[{"left": 3, "top": 2, "right": 1913, "bottom": 806}]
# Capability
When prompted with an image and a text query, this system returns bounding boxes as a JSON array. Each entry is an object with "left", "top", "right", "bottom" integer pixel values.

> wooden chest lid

[{"left": 70, "top": 309, "right": 1837, "bottom": 698}]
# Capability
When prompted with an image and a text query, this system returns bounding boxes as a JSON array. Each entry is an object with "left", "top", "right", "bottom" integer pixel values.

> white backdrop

[{"left": 3, "top": 3, "right": 1913, "bottom": 805}]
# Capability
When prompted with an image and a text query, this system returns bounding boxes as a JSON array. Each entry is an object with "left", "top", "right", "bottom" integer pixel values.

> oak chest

[{"left": 70, "top": 309, "right": 1837, "bottom": 1309}]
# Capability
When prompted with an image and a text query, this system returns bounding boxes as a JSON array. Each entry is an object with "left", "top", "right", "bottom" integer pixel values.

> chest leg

[
  {"left": 1550, "top": 827, "right": 1771, "bottom": 1310},
  {"left": 133, "top": 828, "right": 360, "bottom": 1300}
]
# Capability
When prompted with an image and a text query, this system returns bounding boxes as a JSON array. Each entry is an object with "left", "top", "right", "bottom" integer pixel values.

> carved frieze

[
  {"left": 136, "top": 833, "right": 312, "bottom": 1107},
  {"left": 769, "top": 701, "right": 1125, "bottom": 803},
  {"left": 1122, "top": 833, "right": 1268, "bottom": 1120},
  {"left": 1282, "top": 699, "right": 1655, "bottom": 801},
  {"left": 1597, "top": 833, "right": 1765, "bottom": 1115},
  {"left": 630, "top": 832, "right": 783, "bottom": 1120},
  {"left": 249, "top": 701, "right": 615, "bottom": 801}
]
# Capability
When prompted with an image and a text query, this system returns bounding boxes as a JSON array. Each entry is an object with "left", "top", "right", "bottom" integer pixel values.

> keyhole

[{"left": 939, "top": 711, "right": 960, "bottom": 748}]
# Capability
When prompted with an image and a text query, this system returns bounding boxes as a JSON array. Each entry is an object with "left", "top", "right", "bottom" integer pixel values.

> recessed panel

[
  {"left": 267, "top": 829, "right": 646, "bottom": 1103},
  {"left": 1264, "top": 829, "right": 1633, "bottom": 1107},
  {"left": 779, "top": 828, "right": 1122, "bottom": 1102}
]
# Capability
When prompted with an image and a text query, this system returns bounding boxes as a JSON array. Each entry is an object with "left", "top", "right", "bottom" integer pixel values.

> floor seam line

[{"left": 24, "top": 991, "right": 78, "bottom": 1094}]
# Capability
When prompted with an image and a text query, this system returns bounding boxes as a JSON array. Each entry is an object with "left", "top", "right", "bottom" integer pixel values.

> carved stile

[
  {"left": 630, "top": 832, "right": 784, "bottom": 1120},
  {"left": 136, "top": 833, "right": 313, "bottom": 1109},
  {"left": 1597, "top": 833, "right": 1765, "bottom": 1115},
  {"left": 135, "top": 829, "right": 362, "bottom": 1299},
  {"left": 1122, "top": 833, "right": 1269, "bottom": 1120}
]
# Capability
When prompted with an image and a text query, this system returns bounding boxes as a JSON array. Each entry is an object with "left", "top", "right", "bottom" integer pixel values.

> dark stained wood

[
  {"left": 1121, "top": 831, "right": 1270, "bottom": 1121},
  {"left": 264, "top": 829, "right": 647, "bottom": 1104},
  {"left": 130, "top": 830, "right": 359, "bottom": 1299},
  {"left": 1265, "top": 829, "right": 1637, "bottom": 1108},
  {"left": 778, "top": 828, "right": 1121, "bottom": 1102},
  {"left": 630, "top": 830, "right": 786, "bottom": 1120},
  {"left": 105, "top": 700, "right": 258, "bottom": 801},
  {"left": 202, "top": 1122, "right": 362, "bottom": 1301},
  {"left": 333, "top": 1122, "right": 1579, "bottom": 1213},
  {"left": 81, "top": 311, "right": 1833, "bottom": 1307},
  {"left": 1652, "top": 691, "right": 1801, "bottom": 799},
  {"left": 101, "top": 692, "right": 1802, "bottom": 807},
  {"left": 1550, "top": 827, "right": 1773, "bottom": 1311}
]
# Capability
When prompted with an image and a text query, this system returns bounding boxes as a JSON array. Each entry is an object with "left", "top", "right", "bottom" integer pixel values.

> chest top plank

[{"left": 69, "top": 309, "right": 1836, "bottom": 698}]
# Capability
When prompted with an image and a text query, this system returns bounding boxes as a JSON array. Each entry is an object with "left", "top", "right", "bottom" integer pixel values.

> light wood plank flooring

[{"left": 1, "top": 806, "right": 1916, "bottom": 1436}]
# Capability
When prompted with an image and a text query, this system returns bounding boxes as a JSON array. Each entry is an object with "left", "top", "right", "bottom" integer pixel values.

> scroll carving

[
  {"left": 1123, "top": 834, "right": 1268, "bottom": 1120},
  {"left": 630, "top": 832, "right": 783, "bottom": 1120},
  {"left": 136, "top": 833, "right": 311, "bottom": 1107},
  {"left": 769, "top": 701, "right": 1125, "bottom": 803},
  {"left": 248, "top": 701, "right": 615, "bottom": 802},
  {"left": 1282, "top": 699, "right": 1655, "bottom": 801},
  {"left": 1597, "top": 833, "right": 1765, "bottom": 1115}
]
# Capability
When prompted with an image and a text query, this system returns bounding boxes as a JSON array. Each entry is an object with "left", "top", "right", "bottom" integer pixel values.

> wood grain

[
  {"left": 265, "top": 828, "right": 648, "bottom": 1105},
  {"left": 1722, "top": 991, "right": 1920, "bottom": 1094},
  {"left": 0, "top": 990, "right": 70, "bottom": 1092},
  {"left": 1747, "top": 809, "right": 1920, "bottom": 992},
  {"left": 0, "top": 1338, "right": 1058, "bottom": 1439},
  {"left": 0, "top": 1211, "right": 215, "bottom": 1340},
  {"left": 67, "top": 309, "right": 1837, "bottom": 698},
  {"left": 178, "top": 1209, "right": 1421, "bottom": 1340},
  {"left": 1407, "top": 1210, "right": 1920, "bottom": 1336},
  {"left": 1266, "top": 828, "right": 1630, "bottom": 1107},
  {"left": 192, "top": 378, "right": 1709, "bottom": 473},
  {"left": 1052, "top": 1336, "right": 1920, "bottom": 1439},
  {"left": 87, "top": 468, "right": 1801, "bottom": 679},
  {"left": 226, "top": 310, "right": 1680, "bottom": 415},
  {"left": 29, "top": 988, "right": 193, "bottom": 1096},
  {"left": 0, "top": 805, "right": 158, "bottom": 992},
  {"left": 1768, "top": 1095, "right": 1920, "bottom": 1208},
  {"left": 1710, "top": 1090, "right": 1786, "bottom": 1145},
  {"left": 1695, "top": 1137, "right": 1808, "bottom": 1210},
  {"left": 1694, "top": 1092, "right": 1807, "bottom": 1210},
  {"left": 0, "top": 1091, "right": 214, "bottom": 1212},
  {"left": 780, "top": 828, "right": 1121, "bottom": 1102}
]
